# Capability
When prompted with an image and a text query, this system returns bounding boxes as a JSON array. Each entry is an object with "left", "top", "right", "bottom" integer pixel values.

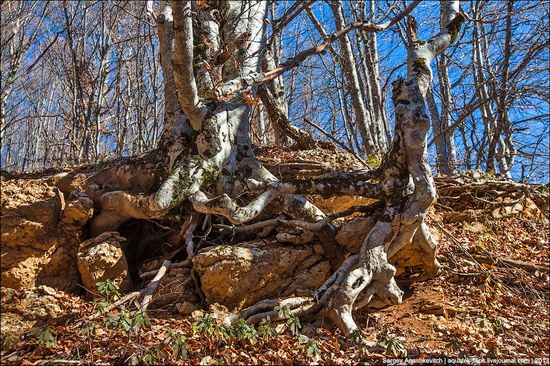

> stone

[
  {"left": 1, "top": 179, "right": 93, "bottom": 291},
  {"left": 176, "top": 301, "right": 200, "bottom": 316},
  {"left": 335, "top": 216, "right": 376, "bottom": 253},
  {"left": 77, "top": 231, "right": 130, "bottom": 295},
  {"left": 0, "top": 286, "right": 67, "bottom": 337},
  {"left": 193, "top": 240, "right": 330, "bottom": 311}
]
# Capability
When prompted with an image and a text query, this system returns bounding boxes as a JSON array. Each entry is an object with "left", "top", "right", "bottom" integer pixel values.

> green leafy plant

[
  {"left": 213, "top": 324, "right": 234, "bottom": 343},
  {"left": 143, "top": 344, "right": 169, "bottom": 365},
  {"left": 106, "top": 312, "right": 132, "bottom": 333},
  {"left": 92, "top": 298, "right": 109, "bottom": 315},
  {"left": 258, "top": 316, "right": 276, "bottom": 342},
  {"left": 274, "top": 304, "right": 291, "bottom": 319},
  {"left": 192, "top": 314, "right": 215, "bottom": 336},
  {"left": 1, "top": 332, "right": 19, "bottom": 351},
  {"left": 97, "top": 279, "right": 121, "bottom": 301},
  {"left": 348, "top": 329, "right": 363, "bottom": 343},
  {"left": 234, "top": 319, "right": 258, "bottom": 344},
  {"left": 170, "top": 332, "right": 188, "bottom": 361},
  {"left": 29, "top": 324, "right": 57, "bottom": 348},
  {"left": 298, "top": 334, "right": 322, "bottom": 361},
  {"left": 131, "top": 310, "right": 151, "bottom": 331},
  {"left": 287, "top": 314, "right": 302, "bottom": 336},
  {"left": 379, "top": 334, "right": 407, "bottom": 357},
  {"left": 273, "top": 305, "right": 302, "bottom": 336}
]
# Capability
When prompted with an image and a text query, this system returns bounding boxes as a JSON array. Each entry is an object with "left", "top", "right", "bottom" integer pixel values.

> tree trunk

[
  {"left": 45, "top": 0, "right": 463, "bottom": 338},
  {"left": 329, "top": 0, "right": 379, "bottom": 156},
  {"left": 434, "top": 53, "right": 458, "bottom": 174}
]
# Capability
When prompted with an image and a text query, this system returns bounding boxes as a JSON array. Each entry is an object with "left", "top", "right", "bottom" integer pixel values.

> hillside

[{"left": 1, "top": 147, "right": 548, "bottom": 365}]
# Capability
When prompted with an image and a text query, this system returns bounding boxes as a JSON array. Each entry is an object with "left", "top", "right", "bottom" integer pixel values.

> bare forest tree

[
  {"left": 26, "top": 0, "right": 457, "bottom": 335},
  {"left": 1, "top": 0, "right": 548, "bottom": 336},
  {"left": 1, "top": 1, "right": 162, "bottom": 169}
]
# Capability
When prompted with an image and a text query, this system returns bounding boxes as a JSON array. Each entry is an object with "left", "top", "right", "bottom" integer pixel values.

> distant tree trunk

[
  {"left": 329, "top": 0, "right": 380, "bottom": 156},
  {"left": 434, "top": 53, "right": 458, "bottom": 174},
  {"left": 258, "top": 43, "right": 316, "bottom": 150},
  {"left": 494, "top": 0, "right": 515, "bottom": 179},
  {"left": 359, "top": 0, "right": 390, "bottom": 147},
  {"left": 1, "top": 1, "right": 50, "bottom": 156}
]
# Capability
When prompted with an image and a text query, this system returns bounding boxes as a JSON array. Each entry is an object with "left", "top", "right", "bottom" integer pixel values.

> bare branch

[{"left": 214, "top": 0, "right": 422, "bottom": 99}]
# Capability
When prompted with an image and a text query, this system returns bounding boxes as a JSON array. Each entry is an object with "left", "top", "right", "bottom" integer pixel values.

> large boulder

[
  {"left": 1, "top": 179, "right": 93, "bottom": 291},
  {"left": 193, "top": 240, "right": 330, "bottom": 311},
  {"left": 77, "top": 231, "right": 131, "bottom": 295},
  {"left": 335, "top": 216, "right": 437, "bottom": 276}
]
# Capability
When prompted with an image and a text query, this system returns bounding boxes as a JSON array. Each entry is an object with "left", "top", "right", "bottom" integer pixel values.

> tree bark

[
  {"left": 329, "top": 0, "right": 379, "bottom": 156},
  {"left": 43, "top": 0, "right": 462, "bottom": 338}
]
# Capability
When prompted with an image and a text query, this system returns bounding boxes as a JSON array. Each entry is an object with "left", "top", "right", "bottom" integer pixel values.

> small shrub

[
  {"left": 170, "top": 332, "right": 188, "bottom": 361},
  {"left": 92, "top": 298, "right": 109, "bottom": 315},
  {"left": 298, "top": 334, "right": 322, "bottom": 361},
  {"left": 379, "top": 334, "right": 407, "bottom": 357},
  {"left": 213, "top": 324, "right": 234, "bottom": 343},
  {"left": 1, "top": 332, "right": 19, "bottom": 351},
  {"left": 96, "top": 279, "right": 121, "bottom": 301},
  {"left": 192, "top": 314, "right": 215, "bottom": 336},
  {"left": 106, "top": 312, "right": 132, "bottom": 333},
  {"left": 234, "top": 320, "right": 258, "bottom": 344},
  {"left": 131, "top": 310, "right": 150, "bottom": 331},
  {"left": 258, "top": 316, "right": 276, "bottom": 342},
  {"left": 274, "top": 304, "right": 291, "bottom": 319},
  {"left": 143, "top": 344, "right": 168, "bottom": 365},
  {"left": 287, "top": 314, "right": 302, "bottom": 336},
  {"left": 29, "top": 324, "right": 57, "bottom": 348}
]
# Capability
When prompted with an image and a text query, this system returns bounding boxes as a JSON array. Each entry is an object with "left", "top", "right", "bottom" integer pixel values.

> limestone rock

[
  {"left": 1, "top": 179, "right": 93, "bottom": 291},
  {"left": 0, "top": 286, "right": 67, "bottom": 337},
  {"left": 77, "top": 231, "right": 130, "bottom": 295},
  {"left": 176, "top": 301, "right": 200, "bottom": 316},
  {"left": 335, "top": 217, "right": 376, "bottom": 253},
  {"left": 312, "top": 195, "right": 377, "bottom": 214},
  {"left": 193, "top": 240, "right": 330, "bottom": 311}
]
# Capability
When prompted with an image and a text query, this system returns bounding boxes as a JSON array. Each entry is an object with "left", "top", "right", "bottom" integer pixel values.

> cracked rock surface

[{"left": 193, "top": 240, "right": 330, "bottom": 310}]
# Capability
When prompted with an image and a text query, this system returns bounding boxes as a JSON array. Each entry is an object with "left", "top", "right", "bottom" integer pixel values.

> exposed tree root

[
  {"left": 88, "top": 260, "right": 172, "bottom": 321},
  {"left": 468, "top": 254, "right": 550, "bottom": 273},
  {"left": 79, "top": 80, "right": 444, "bottom": 337},
  {"left": 67, "top": 0, "right": 471, "bottom": 340}
]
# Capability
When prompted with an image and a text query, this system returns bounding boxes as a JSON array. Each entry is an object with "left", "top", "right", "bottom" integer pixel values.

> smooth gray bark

[{"left": 329, "top": 0, "right": 379, "bottom": 156}]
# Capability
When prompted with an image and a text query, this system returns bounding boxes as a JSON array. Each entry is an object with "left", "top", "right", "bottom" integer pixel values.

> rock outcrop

[
  {"left": 193, "top": 240, "right": 330, "bottom": 310},
  {"left": 1, "top": 179, "right": 93, "bottom": 291},
  {"left": 0, "top": 286, "right": 68, "bottom": 337}
]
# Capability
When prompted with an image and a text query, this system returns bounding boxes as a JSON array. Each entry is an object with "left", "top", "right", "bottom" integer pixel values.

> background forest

[{"left": 2, "top": 0, "right": 548, "bottom": 182}]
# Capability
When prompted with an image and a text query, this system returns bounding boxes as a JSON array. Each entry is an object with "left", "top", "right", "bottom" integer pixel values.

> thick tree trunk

[{"left": 56, "top": 0, "right": 463, "bottom": 338}]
